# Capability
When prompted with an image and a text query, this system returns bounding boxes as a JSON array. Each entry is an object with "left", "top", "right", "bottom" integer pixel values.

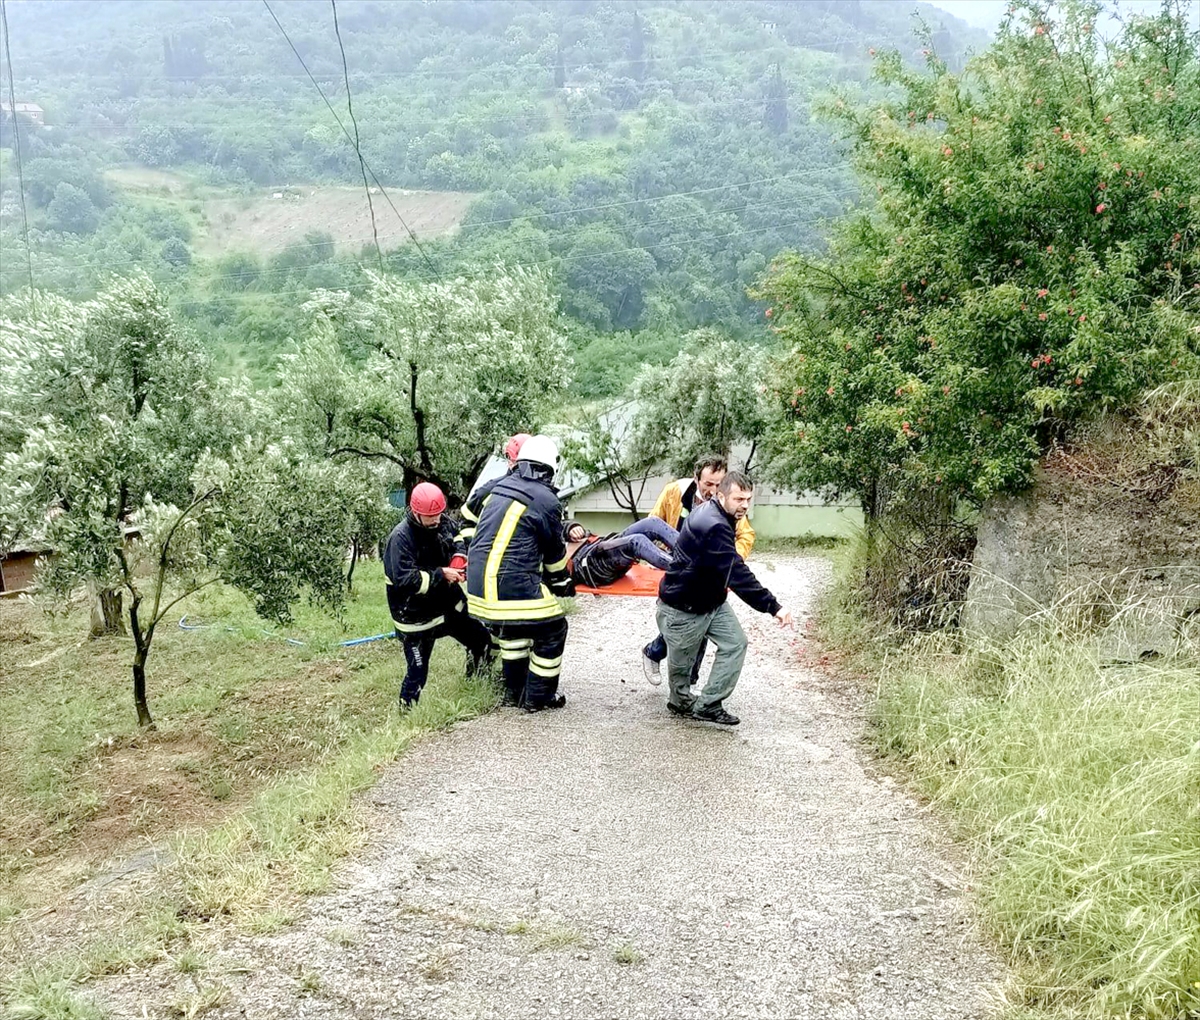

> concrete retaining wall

[{"left": 962, "top": 464, "right": 1200, "bottom": 659}]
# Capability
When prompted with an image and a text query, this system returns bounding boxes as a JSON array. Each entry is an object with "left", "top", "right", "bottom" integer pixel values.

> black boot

[{"left": 524, "top": 693, "right": 566, "bottom": 713}]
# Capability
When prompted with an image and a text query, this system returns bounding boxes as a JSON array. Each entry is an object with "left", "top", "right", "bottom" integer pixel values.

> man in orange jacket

[{"left": 640, "top": 455, "right": 755, "bottom": 684}]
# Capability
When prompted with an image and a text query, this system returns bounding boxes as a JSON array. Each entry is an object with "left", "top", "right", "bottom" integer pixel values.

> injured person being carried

[{"left": 564, "top": 516, "right": 678, "bottom": 589}]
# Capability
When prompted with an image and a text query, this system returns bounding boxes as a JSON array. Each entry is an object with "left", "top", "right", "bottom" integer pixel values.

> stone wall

[{"left": 962, "top": 455, "right": 1200, "bottom": 659}]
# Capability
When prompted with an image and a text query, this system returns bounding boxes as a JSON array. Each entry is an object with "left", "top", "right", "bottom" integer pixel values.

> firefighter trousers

[
  {"left": 398, "top": 607, "right": 493, "bottom": 706},
  {"left": 486, "top": 617, "right": 569, "bottom": 708}
]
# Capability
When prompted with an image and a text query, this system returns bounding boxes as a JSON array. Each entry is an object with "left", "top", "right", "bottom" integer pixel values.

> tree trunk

[
  {"left": 129, "top": 598, "right": 154, "bottom": 728},
  {"left": 89, "top": 585, "right": 126, "bottom": 638},
  {"left": 346, "top": 538, "right": 360, "bottom": 590},
  {"left": 862, "top": 479, "right": 882, "bottom": 590},
  {"left": 132, "top": 653, "right": 153, "bottom": 728}
]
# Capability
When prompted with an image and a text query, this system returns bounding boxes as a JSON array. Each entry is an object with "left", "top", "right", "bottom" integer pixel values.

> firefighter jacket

[
  {"left": 658, "top": 499, "right": 781, "bottom": 618},
  {"left": 455, "top": 470, "right": 509, "bottom": 553},
  {"left": 466, "top": 461, "right": 573, "bottom": 622},
  {"left": 650, "top": 477, "right": 755, "bottom": 560},
  {"left": 383, "top": 511, "right": 465, "bottom": 633}
]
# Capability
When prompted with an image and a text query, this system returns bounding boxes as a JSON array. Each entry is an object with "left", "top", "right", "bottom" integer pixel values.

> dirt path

[{"left": 96, "top": 554, "right": 1004, "bottom": 1018}]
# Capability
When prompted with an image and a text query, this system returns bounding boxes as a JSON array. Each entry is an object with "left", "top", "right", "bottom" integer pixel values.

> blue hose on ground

[{"left": 178, "top": 615, "right": 396, "bottom": 648}]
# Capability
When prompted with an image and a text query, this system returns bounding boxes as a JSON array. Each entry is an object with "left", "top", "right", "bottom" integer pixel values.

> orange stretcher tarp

[{"left": 575, "top": 561, "right": 664, "bottom": 597}]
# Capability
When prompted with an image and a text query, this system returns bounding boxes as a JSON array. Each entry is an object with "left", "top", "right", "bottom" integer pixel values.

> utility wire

[
  {"left": 0, "top": 0, "right": 34, "bottom": 292},
  {"left": 261, "top": 0, "right": 441, "bottom": 281},
  {"left": 329, "top": 0, "right": 382, "bottom": 272}
]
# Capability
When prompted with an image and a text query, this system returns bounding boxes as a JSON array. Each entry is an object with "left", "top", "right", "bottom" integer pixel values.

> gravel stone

[{"left": 94, "top": 554, "right": 1004, "bottom": 1018}]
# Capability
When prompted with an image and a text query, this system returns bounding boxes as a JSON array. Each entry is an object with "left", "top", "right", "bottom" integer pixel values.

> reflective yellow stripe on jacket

[
  {"left": 394, "top": 614, "right": 445, "bottom": 634},
  {"left": 468, "top": 500, "right": 561, "bottom": 621}
]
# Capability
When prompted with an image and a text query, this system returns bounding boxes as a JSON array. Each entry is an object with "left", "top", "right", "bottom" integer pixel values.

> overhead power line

[
  {"left": 0, "top": 0, "right": 34, "bottom": 292},
  {"left": 260, "top": 0, "right": 441, "bottom": 280},
  {"left": 329, "top": 0, "right": 382, "bottom": 273}
]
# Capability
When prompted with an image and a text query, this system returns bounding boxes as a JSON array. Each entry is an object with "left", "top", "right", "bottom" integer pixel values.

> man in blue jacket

[{"left": 656, "top": 470, "right": 792, "bottom": 726}]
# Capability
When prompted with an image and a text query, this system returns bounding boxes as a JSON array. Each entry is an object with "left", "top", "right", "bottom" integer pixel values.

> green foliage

[
  {"left": 199, "top": 442, "right": 359, "bottom": 624},
  {"left": 47, "top": 181, "right": 99, "bottom": 234},
  {"left": 160, "top": 236, "right": 191, "bottom": 268},
  {"left": 759, "top": 0, "right": 1200, "bottom": 512},
  {"left": 279, "top": 266, "right": 569, "bottom": 501},
  {"left": 631, "top": 328, "right": 773, "bottom": 474},
  {"left": 212, "top": 252, "right": 261, "bottom": 292},
  {"left": 1, "top": 0, "right": 987, "bottom": 383},
  {"left": 0, "top": 275, "right": 213, "bottom": 547},
  {"left": 0, "top": 278, "right": 372, "bottom": 724},
  {"left": 820, "top": 540, "right": 1200, "bottom": 1019},
  {"left": 568, "top": 325, "right": 683, "bottom": 398},
  {"left": 23, "top": 156, "right": 110, "bottom": 210},
  {"left": 877, "top": 641, "right": 1198, "bottom": 1018}
]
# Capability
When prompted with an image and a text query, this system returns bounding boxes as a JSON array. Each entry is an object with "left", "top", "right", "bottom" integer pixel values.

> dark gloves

[{"left": 548, "top": 575, "right": 576, "bottom": 598}]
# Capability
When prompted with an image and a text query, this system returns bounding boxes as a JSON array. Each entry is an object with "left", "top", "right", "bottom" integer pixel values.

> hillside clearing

[
  {"left": 102, "top": 169, "right": 475, "bottom": 257},
  {"left": 197, "top": 187, "right": 475, "bottom": 257}
]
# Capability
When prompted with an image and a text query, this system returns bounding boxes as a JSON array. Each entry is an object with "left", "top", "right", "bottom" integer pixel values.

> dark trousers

[
  {"left": 486, "top": 617, "right": 569, "bottom": 708},
  {"left": 398, "top": 608, "right": 492, "bottom": 705},
  {"left": 644, "top": 631, "right": 706, "bottom": 683}
]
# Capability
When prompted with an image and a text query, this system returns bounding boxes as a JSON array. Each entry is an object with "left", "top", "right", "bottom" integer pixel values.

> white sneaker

[{"left": 642, "top": 652, "right": 662, "bottom": 686}]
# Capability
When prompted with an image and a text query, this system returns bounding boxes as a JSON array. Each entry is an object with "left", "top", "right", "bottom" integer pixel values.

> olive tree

[
  {"left": 630, "top": 329, "right": 775, "bottom": 475},
  {"left": 0, "top": 278, "right": 366, "bottom": 727},
  {"left": 281, "top": 266, "right": 570, "bottom": 503},
  {"left": 0, "top": 277, "right": 215, "bottom": 635}
]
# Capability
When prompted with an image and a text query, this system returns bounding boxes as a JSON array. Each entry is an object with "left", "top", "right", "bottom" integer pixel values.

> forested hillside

[{"left": 0, "top": 0, "right": 984, "bottom": 390}]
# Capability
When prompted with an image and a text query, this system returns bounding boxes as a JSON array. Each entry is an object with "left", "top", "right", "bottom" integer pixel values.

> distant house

[
  {"left": 467, "top": 401, "right": 861, "bottom": 541},
  {"left": 0, "top": 540, "right": 52, "bottom": 596},
  {"left": 0, "top": 101, "right": 45, "bottom": 126}
]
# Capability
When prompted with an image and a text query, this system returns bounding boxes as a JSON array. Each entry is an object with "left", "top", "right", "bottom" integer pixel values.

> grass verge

[
  {"left": 0, "top": 561, "right": 497, "bottom": 1017},
  {"left": 819, "top": 546, "right": 1200, "bottom": 1019},
  {"left": 170, "top": 668, "right": 494, "bottom": 925}
]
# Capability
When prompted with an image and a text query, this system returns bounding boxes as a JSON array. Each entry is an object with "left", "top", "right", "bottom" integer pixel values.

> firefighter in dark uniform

[
  {"left": 466, "top": 435, "right": 575, "bottom": 712},
  {"left": 383, "top": 482, "right": 493, "bottom": 709}
]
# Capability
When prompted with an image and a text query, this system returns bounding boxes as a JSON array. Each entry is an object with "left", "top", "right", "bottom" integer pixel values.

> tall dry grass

[{"left": 823, "top": 545, "right": 1200, "bottom": 1019}]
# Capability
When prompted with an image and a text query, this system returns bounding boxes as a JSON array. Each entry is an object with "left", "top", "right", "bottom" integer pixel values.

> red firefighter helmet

[
  {"left": 410, "top": 482, "right": 447, "bottom": 516},
  {"left": 503, "top": 433, "right": 532, "bottom": 463}
]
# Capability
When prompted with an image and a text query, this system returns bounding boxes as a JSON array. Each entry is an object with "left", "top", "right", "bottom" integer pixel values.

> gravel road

[{"left": 95, "top": 554, "right": 1004, "bottom": 1019}]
